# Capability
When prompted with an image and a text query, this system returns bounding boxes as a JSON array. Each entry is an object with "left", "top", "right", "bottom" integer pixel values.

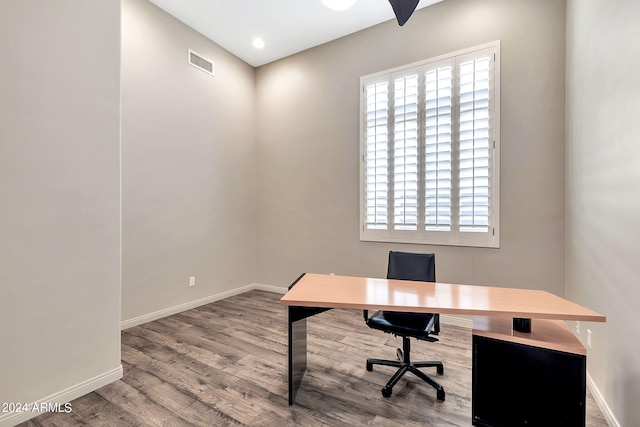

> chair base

[{"left": 366, "top": 337, "right": 445, "bottom": 401}]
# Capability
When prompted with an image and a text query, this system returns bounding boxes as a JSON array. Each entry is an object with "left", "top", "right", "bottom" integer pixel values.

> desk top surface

[{"left": 280, "top": 273, "right": 606, "bottom": 322}]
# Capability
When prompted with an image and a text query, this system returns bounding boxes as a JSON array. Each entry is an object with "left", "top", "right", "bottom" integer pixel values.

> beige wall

[
  {"left": 255, "top": 0, "right": 567, "bottom": 293},
  {"left": 566, "top": 1, "right": 640, "bottom": 425},
  {"left": 0, "top": 1, "right": 122, "bottom": 424},
  {"left": 121, "top": 0, "right": 257, "bottom": 322},
  {"left": 4, "top": 0, "right": 636, "bottom": 424}
]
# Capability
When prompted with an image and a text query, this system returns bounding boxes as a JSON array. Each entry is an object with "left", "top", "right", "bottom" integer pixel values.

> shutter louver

[
  {"left": 365, "top": 82, "right": 389, "bottom": 230},
  {"left": 424, "top": 66, "right": 453, "bottom": 231},
  {"left": 458, "top": 57, "right": 490, "bottom": 232},
  {"left": 393, "top": 74, "right": 419, "bottom": 231}
]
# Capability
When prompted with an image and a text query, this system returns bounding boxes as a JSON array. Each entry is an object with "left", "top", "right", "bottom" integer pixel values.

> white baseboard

[
  {"left": 0, "top": 366, "right": 123, "bottom": 427},
  {"left": 252, "top": 283, "right": 288, "bottom": 294},
  {"left": 121, "top": 284, "right": 257, "bottom": 329},
  {"left": 587, "top": 373, "right": 619, "bottom": 427}
]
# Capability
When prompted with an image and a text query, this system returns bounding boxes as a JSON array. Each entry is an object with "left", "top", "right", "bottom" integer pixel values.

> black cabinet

[{"left": 472, "top": 319, "right": 586, "bottom": 427}]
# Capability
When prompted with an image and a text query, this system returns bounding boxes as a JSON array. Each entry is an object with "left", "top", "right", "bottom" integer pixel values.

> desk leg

[
  {"left": 289, "top": 307, "right": 307, "bottom": 405},
  {"left": 286, "top": 273, "right": 332, "bottom": 405},
  {"left": 288, "top": 305, "right": 332, "bottom": 405}
]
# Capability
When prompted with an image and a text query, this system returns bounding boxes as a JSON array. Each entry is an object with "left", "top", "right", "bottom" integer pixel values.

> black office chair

[{"left": 364, "top": 251, "right": 445, "bottom": 401}]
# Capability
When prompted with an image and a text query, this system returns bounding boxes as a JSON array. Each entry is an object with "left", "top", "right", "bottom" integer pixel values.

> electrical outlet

[
  {"left": 575, "top": 321, "right": 580, "bottom": 335},
  {"left": 189, "top": 276, "right": 196, "bottom": 287},
  {"left": 587, "top": 329, "right": 592, "bottom": 348}
]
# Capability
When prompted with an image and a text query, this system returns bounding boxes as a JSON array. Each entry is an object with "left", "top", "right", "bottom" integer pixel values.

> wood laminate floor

[{"left": 21, "top": 290, "right": 608, "bottom": 426}]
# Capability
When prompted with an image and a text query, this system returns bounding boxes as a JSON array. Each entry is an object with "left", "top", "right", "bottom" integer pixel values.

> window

[{"left": 360, "top": 42, "right": 500, "bottom": 248}]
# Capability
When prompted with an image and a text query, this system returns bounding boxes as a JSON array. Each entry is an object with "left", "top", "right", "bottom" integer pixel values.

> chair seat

[{"left": 366, "top": 310, "right": 436, "bottom": 339}]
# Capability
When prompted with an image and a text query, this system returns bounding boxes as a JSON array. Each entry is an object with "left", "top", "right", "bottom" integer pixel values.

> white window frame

[{"left": 359, "top": 41, "right": 500, "bottom": 248}]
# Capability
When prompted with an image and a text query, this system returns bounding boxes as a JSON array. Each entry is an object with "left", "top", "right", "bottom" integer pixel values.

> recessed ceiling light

[
  {"left": 322, "top": 0, "right": 357, "bottom": 11},
  {"left": 253, "top": 38, "right": 265, "bottom": 49}
]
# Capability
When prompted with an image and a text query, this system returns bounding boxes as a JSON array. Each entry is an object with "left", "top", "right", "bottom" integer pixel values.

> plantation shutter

[
  {"left": 393, "top": 73, "right": 420, "bottom": 231},
  {"left": 458, "top": 55, "right": 491, "bottom": 232},
  {"left": 424, "top": 64, "right": 453, "bottom": 232},
  {"left": 364, "top": 81, "right": 389, "bottom": 230},
  {"left": 360, "top": 42, "right": 499, "bottom": 247}
]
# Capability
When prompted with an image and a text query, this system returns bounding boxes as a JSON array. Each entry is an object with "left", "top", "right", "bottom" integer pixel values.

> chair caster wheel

[
  {"left": 437, "top": 366, "right": 444, "bottom": 375},
  {"left": 366, "top": 361, "right": 373, "bottom": 372},
  {"left": 437, "top": 389, "right": 445, "bottom": 401},
  {"left": 382, "top": 386, "right": 392, "bottom": 398}
]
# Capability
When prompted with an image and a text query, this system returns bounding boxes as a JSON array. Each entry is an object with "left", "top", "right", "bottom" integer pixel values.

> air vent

[{"left": 188, "top": 49, "right": 214, "bottom": 76}]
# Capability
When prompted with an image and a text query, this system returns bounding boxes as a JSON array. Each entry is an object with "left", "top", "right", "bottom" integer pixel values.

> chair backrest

[
  {"left": 386, "top": 251, "right": 439, "bottom": 334},
  {"left": 387, "top": 251, "right": 436, "bottom": 282}
]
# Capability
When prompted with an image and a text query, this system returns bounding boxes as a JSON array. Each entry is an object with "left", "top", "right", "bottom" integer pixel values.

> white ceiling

[{"left": 148, "top": 0, "right": 443, "bottom": 67}]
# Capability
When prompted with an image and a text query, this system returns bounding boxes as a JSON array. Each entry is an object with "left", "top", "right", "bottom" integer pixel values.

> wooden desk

[
  {"left": 280, "top": 273, "right": 606, "bottom": 412},
  {"left": 281, "top": 273, "right": 605, "bottom": 320}
]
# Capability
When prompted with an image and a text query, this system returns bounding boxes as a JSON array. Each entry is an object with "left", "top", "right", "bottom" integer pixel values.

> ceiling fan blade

[{"left": 388, "top": 0, "right": 421, "bottom": 26}]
